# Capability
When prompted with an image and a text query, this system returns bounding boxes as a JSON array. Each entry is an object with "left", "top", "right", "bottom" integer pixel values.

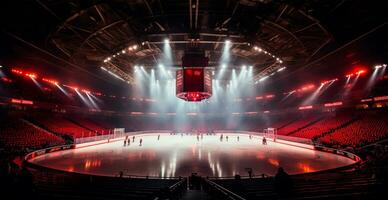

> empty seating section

[
  {"left": 35, "top": 115, "right": 92, "bottom": 138},
  {"left": 212, "top": 171, "right": 380, "bottom": 199},
  {"left": 291, "top": 113, "right": 354, "bottom": 139},
  {"left": 1, "top": 111, "right": 387, "bottom": 149},
  {"left": 0, "top": 119, "right": 64, "bottom": 149},
  {"left": 71, "top": 117, "right": 112, "bottom": 135},
  {"left": 30, "top": 169, "right": 181, "bottom": 200},
  {"left": 276, "top": 115, "right": 322, "bottom": 135},
  {"left": 320, "top": 114, "right": 388, "bottom": 147}
]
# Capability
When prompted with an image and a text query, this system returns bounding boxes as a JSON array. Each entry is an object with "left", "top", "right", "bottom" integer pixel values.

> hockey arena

[{"left": 1, "top": 1, "right": 387, "bottom": 199}]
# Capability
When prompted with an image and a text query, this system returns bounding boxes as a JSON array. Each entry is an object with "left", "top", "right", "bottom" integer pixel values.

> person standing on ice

[
  {"left": 139, "top": 138, "right": 143, "bottom": 146},
  {"left": 262, "top": 137, "right": 267, "bottom": 145}
]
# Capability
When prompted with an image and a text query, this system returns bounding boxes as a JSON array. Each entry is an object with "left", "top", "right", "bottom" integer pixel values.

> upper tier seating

[
  {"left": 276, "top": 115, "right": 322, "bottom": 136},
  {"left": 290, "top": 113, "right": 355, "bottom": 139},
  {"left": 70, "top": 116, "right": 112, "bottom": 135},
  {"left": 34, "top": 115, "right": 92, "bottom": 138},
  {"left": 320, "top": 113, "right": 388, "bottom": 147}
]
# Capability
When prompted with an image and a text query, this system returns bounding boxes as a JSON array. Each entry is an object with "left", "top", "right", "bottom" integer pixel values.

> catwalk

[{"left": 29, "top": 133, "right": 356, "bottom": 177}]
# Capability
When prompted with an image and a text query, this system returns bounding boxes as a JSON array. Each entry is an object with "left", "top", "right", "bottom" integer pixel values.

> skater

[
  {"left": 237, "top": 136, "right": 239, "bottom": 141},
  {"left": 201, "top": 134, "right": 203, "bottom": 140},
  {"left": 247, "top": 168, "right": 253, "bottom": 179},
  {"left": 124, "top": 139, "right": 127, "bottom": 146},
  {"left": 132, "top": 135, "right": 135, "bottom": 142},
  {"left": 262, "top": 137, "right": 267, "bottom": 145},
  {"left": 226, "top": 135, "right": 229, "bottom": 141},
  {"left": 157, "top": 134, "right": 160, "bottom": 140},
  {"left": 139, "top": 138, "right": 143, "bottom": 146},
  {"left": 127, "top": 138, "right": 131, "bottom": 146}
]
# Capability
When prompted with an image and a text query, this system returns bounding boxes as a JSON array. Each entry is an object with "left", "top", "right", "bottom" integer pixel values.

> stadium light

[
  {"left": 277, "top": 67, "right": 286, "bottom": 72},
  {"left": 259, "top": 76, "right": 268, "bottom": 82}
]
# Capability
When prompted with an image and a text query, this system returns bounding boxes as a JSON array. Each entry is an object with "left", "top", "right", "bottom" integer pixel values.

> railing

[
  {"left": 206, "top": 173, "right": 270, "bottom": 180},
  {"left": 157, "top": 177, "right": 187, "bottom": 200},
  {"left": 202, "top": 178, "right": 247, "bottom": 200}
]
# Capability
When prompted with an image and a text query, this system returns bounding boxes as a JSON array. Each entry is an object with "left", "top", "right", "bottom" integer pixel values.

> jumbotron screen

[{"left": 176, "top": 68, "right": 212, "bottom": 101}]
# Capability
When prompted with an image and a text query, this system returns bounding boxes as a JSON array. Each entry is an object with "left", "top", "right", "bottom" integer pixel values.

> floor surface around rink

[{"left": 29, "top": 133, "right": 356, "bottom": 178}]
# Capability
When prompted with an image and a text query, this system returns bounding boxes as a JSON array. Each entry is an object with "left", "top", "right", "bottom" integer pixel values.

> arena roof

[{"left": 0, "top": 0, "right": 387, "bottom": 94}]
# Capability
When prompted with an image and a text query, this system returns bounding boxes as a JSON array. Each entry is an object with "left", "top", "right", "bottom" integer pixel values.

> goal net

[{"left": 263, "top": 128, "right": 277, "bottom": 142}]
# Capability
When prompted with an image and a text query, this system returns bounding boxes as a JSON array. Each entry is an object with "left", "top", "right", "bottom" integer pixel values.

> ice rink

[{"left": 29, "top": 133, "right": 356, "bottom": 177}]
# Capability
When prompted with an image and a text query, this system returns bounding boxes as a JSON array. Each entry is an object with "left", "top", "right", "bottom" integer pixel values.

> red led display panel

[{"left": 176, "top": 68, "right": 212, "bottom": 102}]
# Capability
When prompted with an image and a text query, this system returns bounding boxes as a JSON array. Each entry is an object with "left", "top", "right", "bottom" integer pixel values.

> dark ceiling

[{"left": 0, "top": 0, "right": 387, "bottom": 94}]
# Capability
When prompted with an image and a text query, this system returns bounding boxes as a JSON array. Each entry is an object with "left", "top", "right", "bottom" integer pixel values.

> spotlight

[
  {"left": 164, "top": 38, "right": 170, "bottom": 43},
  {"left": 225, "top": 39, "right": 231, "bottom": 44},
  {"left": 259, "top": 76, "right": 268, "bottom": 82},
  {"left": 0, "top": 65, "right": 2, "bottom": 68},
  {"left": 277, "top": 67, "right": 286, "bottom": 72},
  {"left": 375, "top": 65, "right": 382, "bottom": 69},
  {"left": 222, "top": 64, "right": 226, "bottom": 68},
  {"left": 122, "top": 50, "right": 126, "bottom": 54},
  {"left": 356, "top": 70, "right": 366, "bottom": 75},
  {"left": 133, "top": 45, "right": 138, "bottom": 50}
]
